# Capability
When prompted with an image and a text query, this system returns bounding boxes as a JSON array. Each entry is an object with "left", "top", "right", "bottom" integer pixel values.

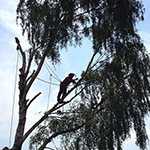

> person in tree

[{"left": 57, "top": 73, "right": 78, "bottom": 103}]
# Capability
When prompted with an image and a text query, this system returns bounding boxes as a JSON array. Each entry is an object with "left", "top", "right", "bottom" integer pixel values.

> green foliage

[
  {"left": 29, "top": 105, "right": 86, "bottom": 150},
  {"left": 77, "top": 35, "right": 150, "bottom": 150},
  {"left": 29, "top": 124, "right": 50, "bottom": 150},
  {"left": 16, "top": 0, "right": 144, "bottom": 63}
]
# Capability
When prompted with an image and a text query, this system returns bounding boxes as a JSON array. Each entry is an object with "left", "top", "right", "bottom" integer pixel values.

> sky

[{"left": 0, "top": 0, "right": 150, "bottom": 150}]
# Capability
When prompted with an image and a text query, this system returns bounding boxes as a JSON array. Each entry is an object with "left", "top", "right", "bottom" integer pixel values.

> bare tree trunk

[
  {"left": 11, "top": 101, "right": 27, "bottom": 150},
  {"left": 11, "top": 37, "right": 49, "bottom": 150},
  {"left": 11, "top": 52, "right": 28, "bottom": 150}
]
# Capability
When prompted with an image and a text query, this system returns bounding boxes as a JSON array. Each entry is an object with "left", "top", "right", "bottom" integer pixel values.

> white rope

[
  {"left": 36, "top": 77, "right": 59, "bottom": 86},
  {"left": 44, "top": 61, "right": 61, "bottom": 82},
  {"left": 9, "top": 51, "right": 19, "bottom": 147},
  {"left": 46, "top": 75, "right": 52, "bottom": 111}
]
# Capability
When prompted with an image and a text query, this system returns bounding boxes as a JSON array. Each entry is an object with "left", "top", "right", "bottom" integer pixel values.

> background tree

[{"left": 6, "top": 0, "right": 150, "bottom": 150}]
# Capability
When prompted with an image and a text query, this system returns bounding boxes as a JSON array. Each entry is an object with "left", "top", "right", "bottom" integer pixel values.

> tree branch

[
  {"left": 38, "top": 124, "right": 85, "bottom": 150},
  {"left": 23, "top": 103, "right": 59, "bottom": 142},
  {"left": 25, "top": 48, "right": 35, "bottom": 80},
  {"left": 27, "top": 92, "right": 41, "bottom": 108},
  {"left": 25, "top": 70, "right": 35, "bottom": 84},
  {"left": 15, "top": 37, "right": 26, "bottom": 73}
]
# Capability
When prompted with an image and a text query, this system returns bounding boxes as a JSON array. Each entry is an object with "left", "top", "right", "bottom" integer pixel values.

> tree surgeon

[{"left": 57, "top": 73, "right": 78, "bottom": 103}]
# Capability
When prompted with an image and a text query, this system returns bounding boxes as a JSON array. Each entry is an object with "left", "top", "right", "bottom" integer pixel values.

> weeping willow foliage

[
  {"left": 16, "top": 0, "right": 144, "bottom": 62},
  {"left": 77, "top": 37, "right": 150, "bottom": 150},
  {"left": 58, "top": 39, "right": 150, "bottom": 150}
]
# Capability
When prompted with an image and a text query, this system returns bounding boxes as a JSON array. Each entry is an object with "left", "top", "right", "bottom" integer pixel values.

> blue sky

[{"left": 0, "top": 0, "right": 150, "bottom": 149}]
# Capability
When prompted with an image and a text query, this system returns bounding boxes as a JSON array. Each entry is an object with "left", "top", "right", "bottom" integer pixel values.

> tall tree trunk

[
  {"left": 11, "top": 101, "right": 27, "bottom": 150},
  {"left": 11, "top": 37, "right": 48, "bottom": 150},
  {"left": 11, "top": 65, "right": 28, "bottom": 150}
]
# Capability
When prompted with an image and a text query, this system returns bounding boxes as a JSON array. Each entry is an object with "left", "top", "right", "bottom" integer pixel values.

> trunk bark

[
  {"left": 11, "top": 63, "right": 27, "bottom": 150},
  {"left": 11, "top": 37, "right": 56, "bottom": 150},
  {"left": 11, "top": 100, "right": 27, "bottom": 150}
]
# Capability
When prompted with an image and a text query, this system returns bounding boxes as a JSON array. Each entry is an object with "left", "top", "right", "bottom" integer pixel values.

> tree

[
  {"left": 29, "top": 37, "right": 150, "bottom": 150},
  {"left": 59, "top": 38, "right": 150, "bottom": 150},
  {"left": 5, "top": 0, "right": 150, "bottom": 150}
]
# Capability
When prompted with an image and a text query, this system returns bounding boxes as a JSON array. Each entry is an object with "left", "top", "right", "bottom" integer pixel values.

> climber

[{"left": 57, "top": 73, "right": 78, "bottom": 103}]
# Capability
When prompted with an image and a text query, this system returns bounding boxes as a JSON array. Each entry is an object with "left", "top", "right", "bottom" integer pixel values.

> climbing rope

[
  {"left": 9, "top": 51, "right": 19, "bottom": 147},
  {"left": 44, "top": 61, "right": 61, "bottom": 82},
  {"left": 17, "top": 48, "right": 61, "bottom": 86},
  {"left": 52, "top": 139, "right": 59, "bottom": 150},
  {"left": 36, "top": 77, "right": 60, "bottom": 86},
  {"left": 46, "top": 75, "right": 52, "bottom": 111}
]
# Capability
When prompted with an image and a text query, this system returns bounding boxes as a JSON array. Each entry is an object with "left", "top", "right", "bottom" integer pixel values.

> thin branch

[
  {"left": 25, "top": 48, "right": 35, "bottom": 80},
  {"left": 79, "top": 51, "right": 97, "bottom": 82},
  {"left": 38, "top": 124, "right": 85, "bottom": 150},
  {"left": 26, "top": 70, "right": 35, "bottom": 84},
  {"left": 27, "top": 92, "right": 42, "bottom": 108},
  {"left": 24, "top": 51, "right": 47, "bottom": 96}
]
